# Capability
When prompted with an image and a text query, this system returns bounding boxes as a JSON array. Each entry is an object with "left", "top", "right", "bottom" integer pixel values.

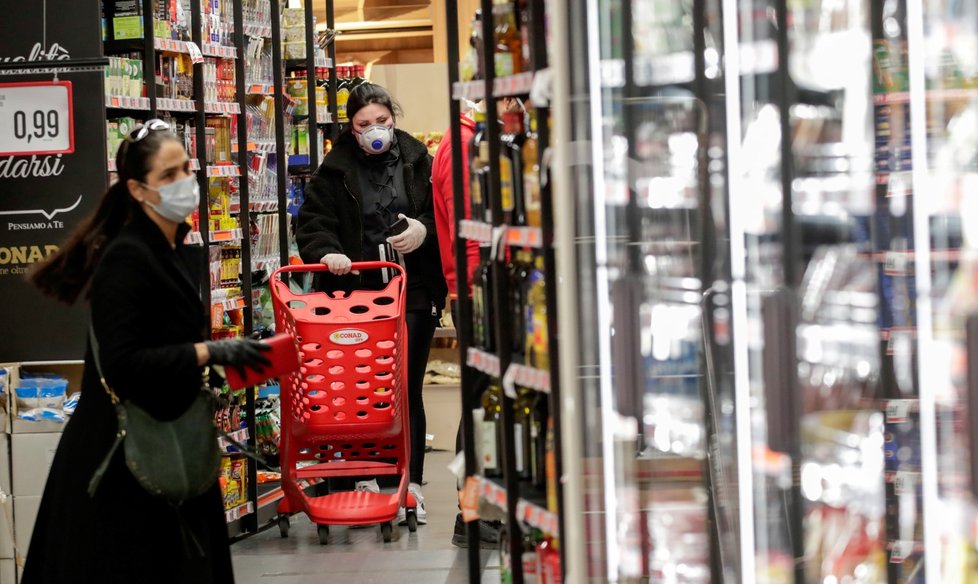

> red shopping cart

[{"left": 270, "top": 262, "right": 417, "bottom": 544}]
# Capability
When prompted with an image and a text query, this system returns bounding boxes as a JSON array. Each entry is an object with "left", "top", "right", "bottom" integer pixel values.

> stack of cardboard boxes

[{"left": 0, "top": 364, "right": 73, "bottom": 583}]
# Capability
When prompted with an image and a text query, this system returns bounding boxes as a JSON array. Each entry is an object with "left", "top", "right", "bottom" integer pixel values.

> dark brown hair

[
  {"left": 29, "top": 128, "right": 179, "bottom": 304},
  {"left": 345, "top": 83, "right": 403, "bottom": 131}
]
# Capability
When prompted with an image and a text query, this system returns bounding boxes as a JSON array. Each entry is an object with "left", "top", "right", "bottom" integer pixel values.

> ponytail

[{"left": 28, "top": 126, "right": 178, "bottom": 304}]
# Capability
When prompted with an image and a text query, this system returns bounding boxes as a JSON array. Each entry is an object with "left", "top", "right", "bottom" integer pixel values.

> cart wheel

[
  {"left": 381, "top": 521, "right": 393, "bottom": 543},
  {"left": 406, "top": 509, "right": 418, "bottom": 533},
  {"left": 317, "top": 524, "right": 330, "bottom": 545},
  {"left": 278, "top": 515, "right": 290, "bottom": 538}
]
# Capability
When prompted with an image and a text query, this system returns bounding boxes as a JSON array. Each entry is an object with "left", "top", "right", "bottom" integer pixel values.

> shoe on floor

[
  {"left": 397, "top": 482, "right": 428, "bottom": 526},
  {"left": 451, "top": 513, "right": 500, "bottom": 549},
  {"left": 355, "top": 479, "right": 380, "bottom": 494}
]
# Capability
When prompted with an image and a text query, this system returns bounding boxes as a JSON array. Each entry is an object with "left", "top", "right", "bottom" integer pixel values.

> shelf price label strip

[
  {"left": 502, "top": 363, "right": 551, "bottom": 399},
  {"left": 459, "top": 220, "right": 493, "bottom": 243},
  {"left": 205, "top": 102, "right": 242, "bottom": 115},
  {"left": 466, "top": 347, "right": 501, "bottom": 378},
  {"left": 106, "top": 95, "right": 151, "bottom": 110},
  {"left": 225, "top": 501, "right": 254, "bottom": 523},
  {"left": 207, "top": 165, "right": 241, "bottom": 178},
  {"left": 516, "top": 499, "right": 559, "bottom": 538},
  {"left": 157, "top": 98, "right": 197, "bottom": 113},
  {"left": 218, "top": 428, "right": 250, "bottom": 450}
]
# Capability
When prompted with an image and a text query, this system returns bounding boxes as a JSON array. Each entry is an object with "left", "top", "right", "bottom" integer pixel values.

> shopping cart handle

[{"left": 272, "top": 261, "right": 405, "bottom": 278}]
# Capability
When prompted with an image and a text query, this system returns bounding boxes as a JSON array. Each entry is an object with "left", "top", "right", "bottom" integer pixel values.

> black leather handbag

[{"left": 86, "top": 327, "right": 221, "bottom": 503}]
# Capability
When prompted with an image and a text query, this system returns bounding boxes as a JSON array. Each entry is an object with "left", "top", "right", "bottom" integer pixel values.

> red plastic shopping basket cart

[{"left": 270, "top": 262, "right": 417, "bottom": 544}]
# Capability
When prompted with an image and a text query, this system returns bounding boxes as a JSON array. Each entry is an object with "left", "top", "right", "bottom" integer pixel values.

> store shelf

[
  {"left": 452, "top": 80, "right": 486, "bottom": 101},
  {"left": 502, "top": 363, "right": 551, "bottom": 398},
  {"left": 506, "top": 226, "right": 544, "bottom": 248},
  {"left": 434, "top": 327, "right": 457, "bottom": 339},
  {"left": 218, "top": 428, "right": 250, "bottom": 451},
  {"left": 247, "top": 83, "right": 276, "bottom": 95},
  {"left": 475, "top": 475, "right": 508, "bottom": 512},
  {"left": 516, "top": 497, "right": 559, "bottom": 539},
  {"left": 155, "top": 37, "right": 192, "bottom": 54},
  {"left": 207, "top": 165, "right": 241, "bottom": 178},
  {"left": 190, "top": 159, "right": 201, "bottom": 171},
  {"left": 495, "top": 72, "right": 535, "bottom": 97},
  {"left": 873, "top": 88, "right": 978, "bottom": 105},
  {"left": 105, "top": 95, "right": 151, "bottom": 110},
  {"left": 459, "top": 219, "right": 493, "bottom": 243},
  {"left": 886, "top": 540, "right": 925, "bottom": 562},
  {"left": 202, "top": 43, "right": 237, "bottom": 59},
  {"left": 225, "top": 501, "right": 254, "bottom": 523},
  {"left": 466, "top": 347, "right": 501, "bottom": 378},
  {"left": 185, "top": 228, "right": 243, "bottom": 246},
  {"left": 243, "top": 22, "right": 273, "bottom": 38},
  {"left": 205, "top": 101, "right": 242, "bottom": 115},
  {"left": 156, "top": 98, "right": 196, "bottom": 113},
  {"left": 883, "top": 398, "right": 920, "bottom": 423},
  {"left": 214, "top": 294, "right": 246, "bottom": 313},
  {"left": 285, "top": 57, "right": 332, "bottom": 71},
  {"left": 248, "top": 201, "right": 279, "bottom": 213},
  {"left": 247, "top": 141, "right": 277, "bottom": 153}
]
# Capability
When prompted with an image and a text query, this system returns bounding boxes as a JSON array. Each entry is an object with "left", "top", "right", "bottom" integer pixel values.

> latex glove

[
  {"left": 321, "top": 253, "right": 358, "bottom": 275},
  {"left": 387, "top": 214, "right": 426, "bottom": 254},
  {"left": 205, "top": 339, "right": 271, "bottom": 378}
]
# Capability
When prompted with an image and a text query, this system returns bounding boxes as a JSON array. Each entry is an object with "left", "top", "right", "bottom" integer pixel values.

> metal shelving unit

[{"left": 446, "top": 0, "right": 566, "bottom": 581}]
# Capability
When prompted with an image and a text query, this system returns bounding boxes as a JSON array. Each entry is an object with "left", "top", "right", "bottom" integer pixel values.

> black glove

[{"left": 205, "top": 339, "right": 272, "bottom": 378}]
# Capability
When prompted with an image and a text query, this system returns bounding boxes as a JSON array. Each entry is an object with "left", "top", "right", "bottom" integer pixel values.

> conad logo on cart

[{"left": 329, "top": 329, "right": 369, "bottom": 345}]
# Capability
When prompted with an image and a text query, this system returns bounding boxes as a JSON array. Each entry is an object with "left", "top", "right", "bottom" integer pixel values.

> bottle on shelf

[
  {"left": 518, "top": 0, "right": 532, "bottom": 72},
  {"left": 514, "top": 385, "right": 538, "bottom": 481},
  {"left": 532, "top": 389, "right": 549, "bottom": 490},
  {"left": 470, "top": 111, "right": 491, "bottom": 224},
  {"left": 510, "top": 250, "right": 533, "bottom": 361},
  {"left": 472, "top": 254, "right": 495, "bottom": 351},
  {"left": 493, "top": 0, "right": 522, "bottom": 77},
  {"left": 545, "top": 416, "right": 557, "bottom": 513},
  {"left": 526, "top": 255, "right": 548, "bottom": 369},
  {"left": 522, "top": 529, "right": 542, "bottom": 584},
  {"left": 481, "top": 380, "right": 504, "bottom": 478},
  {"left": 501, "top": 110, "right": 527, "bottom": 226},
  {"left": 523, "top": 111, "right": 542, "bottom": 228}
]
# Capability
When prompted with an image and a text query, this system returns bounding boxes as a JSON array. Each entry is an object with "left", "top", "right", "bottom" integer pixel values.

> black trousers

[{"left": 406, "top": 309, "right": 438, "bottom": 484}]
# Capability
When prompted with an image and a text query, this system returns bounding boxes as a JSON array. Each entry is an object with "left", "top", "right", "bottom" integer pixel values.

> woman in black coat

[
  {"left": 297, "top": 83, "right": 448, "bottom": 521},
  {"left": 25, "top": 120, "right": 269, "bottom": 583}
]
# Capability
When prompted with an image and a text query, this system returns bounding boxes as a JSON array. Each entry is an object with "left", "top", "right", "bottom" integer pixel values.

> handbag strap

[{"left": 88, "top": 325, "right": 121, "bottom": 405}]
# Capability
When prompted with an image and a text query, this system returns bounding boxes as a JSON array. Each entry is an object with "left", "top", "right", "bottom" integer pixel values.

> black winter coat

[
  {"left": 296, "top": 130, "right": 448, "bottom": 312},
  {"left": 21, "top": 210, "right": 234, "bottom": 584}
]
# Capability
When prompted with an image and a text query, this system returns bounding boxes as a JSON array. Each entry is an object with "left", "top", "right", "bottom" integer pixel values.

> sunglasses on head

[{"left": 126, "top": 119, "right": 171, "bottom": 143}]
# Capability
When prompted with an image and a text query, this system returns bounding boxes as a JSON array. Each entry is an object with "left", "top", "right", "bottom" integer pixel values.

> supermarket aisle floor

[{"left": 231, "top": 450, "right": 501, "bottom": 583}]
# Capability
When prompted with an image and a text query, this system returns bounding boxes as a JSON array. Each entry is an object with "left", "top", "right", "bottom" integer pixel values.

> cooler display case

[{"left": 550, "top": 0, "right": 978, "bottom": 582}]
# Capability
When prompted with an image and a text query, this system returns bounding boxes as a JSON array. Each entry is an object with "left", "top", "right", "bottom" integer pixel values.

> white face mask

[
  {"left": 355, "top": 124, "right": 395, "bottom": 155},
  {"left": 142, "top": 174, "right": 200, "bottom": 222}
]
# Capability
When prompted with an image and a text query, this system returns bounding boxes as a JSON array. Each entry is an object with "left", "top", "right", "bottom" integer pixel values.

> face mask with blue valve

[{"left": 355, "top": 124, "right": 395, "bottom": 155}]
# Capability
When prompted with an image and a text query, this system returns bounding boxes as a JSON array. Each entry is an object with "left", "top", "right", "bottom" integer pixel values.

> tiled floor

[{"left": 231, "top": 451, "right": 501, "bottom": 583}]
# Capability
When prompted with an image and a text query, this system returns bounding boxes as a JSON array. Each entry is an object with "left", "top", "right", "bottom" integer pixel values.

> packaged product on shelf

[
  {"left": 103, "top": 0, "right": 144, "bottom": 40},
  {"left": 523, "top": 112, "right": 542, "bottom": 227},
  {"left": 526, "top": 256, "right": 548, "bottom": 369},
  {"left": 479, "top": 380, "right": 503, "bottom": 478},
  {"left": 492, "top": 0, "right": 522, "bottom": 76}
]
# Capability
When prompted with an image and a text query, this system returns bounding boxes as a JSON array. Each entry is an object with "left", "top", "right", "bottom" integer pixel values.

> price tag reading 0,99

[{"left": 0, "top": 81, "right": 74, "bottom": 157}]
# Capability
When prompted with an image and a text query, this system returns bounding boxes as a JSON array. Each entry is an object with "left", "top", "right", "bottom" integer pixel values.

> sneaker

[
  {"left": 398, "top": 482, "right": 428, "bottom": 525},
  {"left": 355, "top": 479, "right": 380, "bottom": 494},
  {"left": 451, "top": 513, "right": 500, "bottom": 549}
]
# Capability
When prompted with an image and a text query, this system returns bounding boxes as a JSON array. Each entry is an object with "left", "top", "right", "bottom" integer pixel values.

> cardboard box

[
  {"left": 0, "top": 434, "right": 10, "bottom": 495},
  {"left": 0, "top": 494, "right": 13, "bottom": 560},
  {"left": 424, "top": 384, "right": 462, "bottom": 452},
  {"left": 11, "top": 433, "right": 61, "bottom": 497},
  {"left": 3, "top": 364, "right": 78, "bottom": 435},
  {"left": 12, "top": 497, "right": 40, "bottom": 563},
  {"left": 0, "top": 558, "right": 14, "bottom": 583}
]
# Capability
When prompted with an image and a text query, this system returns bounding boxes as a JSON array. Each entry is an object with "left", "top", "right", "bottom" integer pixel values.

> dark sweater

[{"left": 297, "top": 130, "right": 448, "bottom": 313}]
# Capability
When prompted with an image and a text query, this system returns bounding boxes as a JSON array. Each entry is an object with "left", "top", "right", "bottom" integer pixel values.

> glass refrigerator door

[
  {"left": 906, "top": 0, "right": 978, "bottom": 581},
  {"left": 564, "top": 0, "right": 722, "bottom": 581},
  {"left": 789, "top": 1, "right": 889, "bottom": 583}
]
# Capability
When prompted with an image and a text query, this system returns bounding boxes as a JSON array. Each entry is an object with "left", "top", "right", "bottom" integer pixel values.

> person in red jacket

[{"left": 432, "top": 97, "right": 522, "bottom": 548}]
